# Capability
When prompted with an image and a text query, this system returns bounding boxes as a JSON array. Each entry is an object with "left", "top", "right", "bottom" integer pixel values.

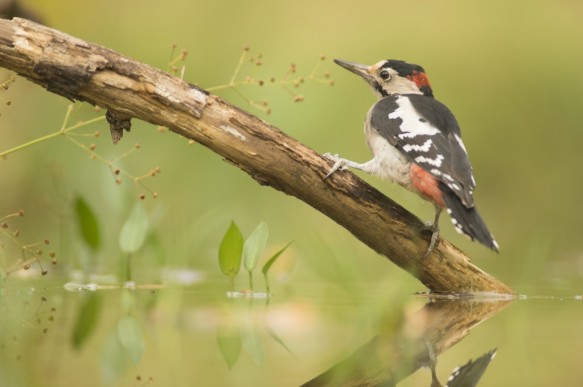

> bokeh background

[{"left": 1, "top": 0, "right": 583, "bottom": 386}]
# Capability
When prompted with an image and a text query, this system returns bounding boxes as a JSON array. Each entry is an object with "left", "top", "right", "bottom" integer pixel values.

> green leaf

[
  {"left": 218, "top": 221, "right": 243, "bottom": 277},
  {"left": 119, "top": 202, "right": 149, "bottom": 254},
  {"left": 243, "top": 221, "right": 269, "bottom": 273},
  {"left": 101, "top": 330, "right": 131, "bottom": 385},
  {"left": 241, "top": 317, "right": 264, "bottom": 367},
  {"left": 262, "top": 241, "right": 292, "bottom": 293},
  {"left": 71, "top": 292, "right": 102, "bottom": 349},
  {"left": 217, "top": 324, "right": 241, "bottom": 369},
  {"left": 74, "top": 196, "right": 101, "bottom": 251},
  {"left": 117, "top": 316, "right": 145, "bottom": 364},
  {"left": 261, "top": 241, "right": 292, "bottom": 276}
]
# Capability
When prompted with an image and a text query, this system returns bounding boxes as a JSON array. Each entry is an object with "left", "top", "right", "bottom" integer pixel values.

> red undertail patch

[{"left": 410, "top": 164, "right": 445, "bottom": 208}]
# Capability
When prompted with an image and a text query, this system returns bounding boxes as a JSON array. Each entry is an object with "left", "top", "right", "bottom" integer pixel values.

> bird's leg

[
  {"left": 424, "top": 338, "right": 442, "bottom": 387},
  {"left": 323, "top": 153, "right": 371, "bottom": 179},
  {"left": 423, "top": 206, "right": 442, "bottom": 257}
]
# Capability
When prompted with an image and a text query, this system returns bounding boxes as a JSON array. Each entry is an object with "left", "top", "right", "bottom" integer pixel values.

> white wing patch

[
  {"left": 389, "top": 96, "right": 440, "bottom": 139},
  {"left": 415, "top": 154, "right": 444, "bottom": 167},
  {"left": 403, "top": 139, "right": 433, "bottom": 153}
]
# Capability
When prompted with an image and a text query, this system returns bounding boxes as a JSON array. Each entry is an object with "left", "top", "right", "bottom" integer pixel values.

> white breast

[{"left": 364, "top": 122, "right": 412, "bottom": 189}]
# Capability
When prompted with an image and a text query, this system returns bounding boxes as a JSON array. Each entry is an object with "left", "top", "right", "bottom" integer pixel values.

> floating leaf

[
  {"left": 71, "top": 292, "right": 102, "bottom": 349},
  {"left": 262, "top": 241, "right": 292, "bottom": 293},
  {"left": 217, "top": 324, "right": 241, "bottom": 369},
  {"left": 117, "top": 316, "right": 145, "bottom": 364},
  {"left": 218, "top": 221, "right": 243, "bottom": 278},
  {"left": 243, "top": 221, "right": 269, "bottom": 273},
  {"left": 74, "top": 196, "right": 101, "bottom": 251},
  {"left": 119, "top": 202, "right": 149, "bottom": 254}
]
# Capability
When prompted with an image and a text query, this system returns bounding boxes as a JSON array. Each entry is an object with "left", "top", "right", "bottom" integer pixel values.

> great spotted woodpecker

[{"left": 324, "top": 59, "right": 498, "bottom": 255}]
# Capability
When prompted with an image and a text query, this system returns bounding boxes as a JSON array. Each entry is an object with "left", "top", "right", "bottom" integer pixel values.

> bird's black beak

[{"left": 334, "top": 59, "right": 372, "bottom": 81}]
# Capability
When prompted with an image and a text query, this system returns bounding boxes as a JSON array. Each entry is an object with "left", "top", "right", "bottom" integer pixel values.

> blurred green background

[{"left": 1, "top": 0, "right": 583, "bottom": 386}]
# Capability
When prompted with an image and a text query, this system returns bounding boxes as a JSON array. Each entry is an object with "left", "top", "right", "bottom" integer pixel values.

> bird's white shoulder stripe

[{"left": 388, "top": 96, "right": 440, "bottom": 139}]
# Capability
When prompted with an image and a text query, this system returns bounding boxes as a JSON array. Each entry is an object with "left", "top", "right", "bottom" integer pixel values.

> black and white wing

[{"left": 370, "top": 93, "right": 475, "bottom": 208}]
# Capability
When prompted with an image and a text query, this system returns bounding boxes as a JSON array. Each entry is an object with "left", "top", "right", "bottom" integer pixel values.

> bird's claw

[
  {"left": 323, "top": 153, "right": 348, "bottom": 180},
  {"left": 423, "top": 223, "right": 440, "bottom": 258}
]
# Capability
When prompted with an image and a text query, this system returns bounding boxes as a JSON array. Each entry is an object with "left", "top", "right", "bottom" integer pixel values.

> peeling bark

[{"left": 0, "top": 18, "right": 513, "bottom": 294}]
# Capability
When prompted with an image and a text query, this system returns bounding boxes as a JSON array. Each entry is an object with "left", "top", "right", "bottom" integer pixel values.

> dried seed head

[
  {"left": 41, "top": 269, "right": 48, "bottom": 276},
  {"left": 139, "top": 193, "right": 146, "bottom": 200},
  {"left": 135, "top": 143, "right": 141, "bottom": 149},
  {"left": 89, "top": 144, "right": 96, "bottom": 151},
  {"left": 18, "top": 209, "right": 24, "bottom": 217},
  {"left": 94, "top": 130, "right": 100, "bottom": 137},
  {"left": 114, "top": 168, "right": 120, "bottom": 175},
  {"left": 44, "top": 239, "right": 50, "bottom": 245},
  {"left": 294, "top": 95, "right": 305, "bottom": 102},
  {"left": 153, "top": 192, "right": 158, "bottom": 199}
]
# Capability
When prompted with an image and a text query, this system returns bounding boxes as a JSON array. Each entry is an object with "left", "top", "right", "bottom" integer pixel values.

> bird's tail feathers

[{"left": 440, "top": 184, "right": 499, "bottom": 252}]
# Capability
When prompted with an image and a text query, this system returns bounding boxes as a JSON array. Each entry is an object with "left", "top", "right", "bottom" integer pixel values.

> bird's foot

[
  {"left": 422, "top": 222, "right": 440, "bottom": 258},
  {"left": 323, "top": 153, "right": 349, "bottom": 179}
]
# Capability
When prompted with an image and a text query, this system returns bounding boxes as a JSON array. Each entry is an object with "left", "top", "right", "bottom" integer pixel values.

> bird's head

[{"left": 334, "top": 59, "right": 433, "bottom": 99}]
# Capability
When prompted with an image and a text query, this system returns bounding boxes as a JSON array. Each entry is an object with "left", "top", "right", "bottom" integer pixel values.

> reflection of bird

[
  {"left": 324, "top": 59, "right": 498, "bottom": 255},
  {"left": 429, "top": 348, "right": 497, "bottom": 387}
]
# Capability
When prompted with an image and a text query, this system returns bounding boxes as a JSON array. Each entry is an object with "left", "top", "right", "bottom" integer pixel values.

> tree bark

[{"left": 0, "top": 18, "right": 513, "bottom": 294}]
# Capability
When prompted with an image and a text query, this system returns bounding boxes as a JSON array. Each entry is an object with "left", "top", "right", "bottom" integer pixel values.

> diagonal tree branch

[{"left": 0, "top": 18, "right": 513, "bottom": 294}]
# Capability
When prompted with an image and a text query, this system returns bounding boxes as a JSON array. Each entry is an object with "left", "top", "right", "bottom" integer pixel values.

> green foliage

[
  {"left": 119, "top": 202, "right": 149, "bottom": 254},
  {"left": 101, "top": 330, "right": 131, "bottom": 384},
  {"left": 218, "top": 221, "right": 244, "bottom": 285},
  {"left": 262, "top": 241, "right": 292, "bottom": 294},
  {"left": 219, "top": 220, "right": 291, "bottom": 293},
  {"left": 217, "top": 324, "right": 241, "bottom": 369},
  {"left": 71, "top": 292, "right": 102, "bottom": 349},
  {"left": 241, "top": 316, "right": 264, "bottom": 367},
  {"left": 74, "top": 196, "right": 101, "bottom": 252},
  {"left": 243, "top": 221, "right": 268, "bottom": 290},
  {"left": 117, "top": 316, "right": 145, "bottom": 364}
]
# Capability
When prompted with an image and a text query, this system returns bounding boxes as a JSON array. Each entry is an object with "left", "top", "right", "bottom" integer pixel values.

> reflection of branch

[
  {"left": 302, "top": 298, "right": 511, "bottom": 386},
  {"left": 0, "top": 18, "right": 513, "bottom": 293}
]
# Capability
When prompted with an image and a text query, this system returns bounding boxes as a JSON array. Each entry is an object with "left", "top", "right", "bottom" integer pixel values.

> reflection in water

[
  {"left": 430, "top": 348, "right": 497, "bottom": 387},
  {"left": 303, "top": 297, "right": 511, "bottom": 387}
]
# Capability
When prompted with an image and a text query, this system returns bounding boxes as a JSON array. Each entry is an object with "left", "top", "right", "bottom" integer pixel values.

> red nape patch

[
  {"left": 407, "top": 71, "right": 431, "bottom": 89},
  {"left": 410, "top": 164, "right": 445, "bottom": 207}
]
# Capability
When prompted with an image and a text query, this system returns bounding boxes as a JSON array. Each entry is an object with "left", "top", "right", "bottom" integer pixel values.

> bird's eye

[{"left": 379, "top": 70, "right": 391, "bottom": 81}]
